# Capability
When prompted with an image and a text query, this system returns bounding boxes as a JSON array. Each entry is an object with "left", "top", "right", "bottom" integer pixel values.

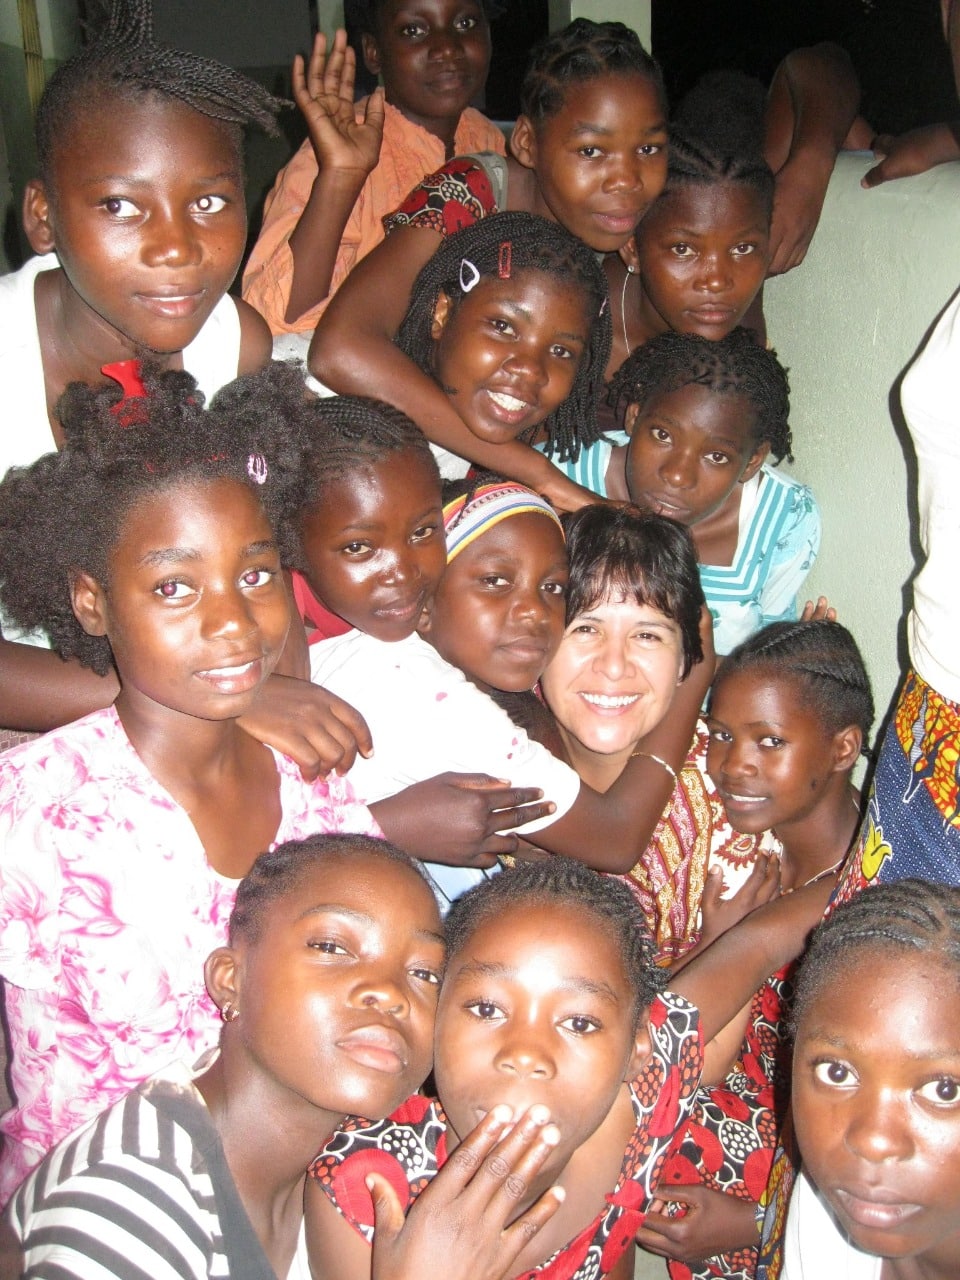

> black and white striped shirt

[{"left": 4, "top": 1065, "right": 299, "bottom": 1280}]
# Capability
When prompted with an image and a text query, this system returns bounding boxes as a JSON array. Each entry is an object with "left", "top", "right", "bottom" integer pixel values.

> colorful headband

[{"left": 443, "top": 482, "right": 564, "bottom": 563}]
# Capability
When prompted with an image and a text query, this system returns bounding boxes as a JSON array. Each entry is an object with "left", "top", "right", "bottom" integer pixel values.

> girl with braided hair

[
  {"left": 0, "top": 0, "right": 286, "bottom": 728},
  {"left": 782, "top": 879, "right": 960, "bottom": 1279},
  {"left": 636, "top": 620, "right": 874, "bottom": 1280},
  {"left": 607, "top": 71, "right": 775, "bottom": 379},
  {"left": 395, "top": 210, "right": 610, "bottom": 477},
  {"left": 310, "top": 18, "right": 668, "bottom": 511},
  {"left": 552, "top": 328, "right": 819, "bottom": 656}
]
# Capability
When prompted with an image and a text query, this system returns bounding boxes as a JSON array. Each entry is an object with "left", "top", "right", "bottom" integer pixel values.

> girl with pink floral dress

[{"left": 0, "top": 365, "right": 383, "bottom": 1205}]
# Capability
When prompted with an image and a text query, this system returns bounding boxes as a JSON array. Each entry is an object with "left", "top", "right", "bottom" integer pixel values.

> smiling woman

[{"left": 539, "top": 505, "right": 782, "bottom": 960}]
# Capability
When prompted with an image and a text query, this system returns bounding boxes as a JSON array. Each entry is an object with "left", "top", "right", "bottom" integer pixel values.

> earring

[{"left": 220, "top": 1002, "right": 240, "bottom": 1023}]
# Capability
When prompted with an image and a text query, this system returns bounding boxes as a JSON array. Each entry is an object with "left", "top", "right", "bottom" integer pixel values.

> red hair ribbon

[{"left": 101, "top": 359, "right": 149, "bottom": 428}]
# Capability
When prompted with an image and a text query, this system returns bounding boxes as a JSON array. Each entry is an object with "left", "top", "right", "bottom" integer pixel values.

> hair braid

[
  {"left": 713, "top": 619, "right": 874, "bottom": 741},
  {"left": 608, "top": 327, "right": 792, "bottom": 463},
  {"left": 659, "top": 70, "right": 775, "bottom": 221},
  {"left": 519, "top": 18, "right": 664, "bottom": 124},
  {"left": 444, "top": 856, "right": 665, "bottom": 1024},
  {"left": 396, "top": 211, "right": 611, "bottom": 463},
  {"left": 792, "top": 880, "right": 960, "bottom": 1031},
  {"left": 36, "top": 0, "right": 286, "bottom": 179}
]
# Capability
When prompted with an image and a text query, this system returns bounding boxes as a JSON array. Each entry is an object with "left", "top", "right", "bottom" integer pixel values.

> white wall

[{"left": 764, "top": 153, "right": 960, "bottom": 732}]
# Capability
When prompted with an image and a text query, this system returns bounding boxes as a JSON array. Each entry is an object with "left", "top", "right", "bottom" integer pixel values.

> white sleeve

[
  {"left": 311, "top": 636, "right": 580, "bottom": 832},
  {"left": 902, "top": 289, "right": 960, "bottom": 703}
]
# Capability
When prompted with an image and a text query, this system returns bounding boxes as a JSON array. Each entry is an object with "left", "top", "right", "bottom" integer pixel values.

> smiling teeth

[
  {"left": 203, "top": 661, "right": 256, "bottom": 677},
  {"left": 488, "top": 391, "right": 528, "bottom": 412},
  {"left": 582, "top": 693, "right": 639, "bottom": 708}
]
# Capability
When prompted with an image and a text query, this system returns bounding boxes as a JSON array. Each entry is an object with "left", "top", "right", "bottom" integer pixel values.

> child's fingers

[
  {"left": 304, "top": 31, "right": 328, "bottom": 98},
  {"left": 364, "top": 85, "right": 386, "bottom": 133},
  {"left": 291, "top": 52, "right": 310, "bottom": 112},
  {"left": 499, "top": 1185, "right": 565, "bottom": 1257},
  {"left": 444, "top": 1104, "right": 562, "bottom": 1218},
  {"left": 338, "top": 41, "right": 357, "bottom": 103},
  {"left": 321, "top": 27, "right": 350, "bottom": 96},
  {"left": 367, "top": 1171, "right": 408, "bottom": 1242}
]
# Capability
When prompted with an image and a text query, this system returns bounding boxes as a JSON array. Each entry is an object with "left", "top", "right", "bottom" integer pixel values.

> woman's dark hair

[
  {"left": 659, "top": 70, "right": 775, "bottom": 223},
  {"left": 229, "top": 833, "right": 430, "bottom": 945},
  {"left": 519, "top": 17, "right": 665, "bottom": 125},
  {"left": 610, "top": 327, "right": 793, "bottom": 464},
  {"left": 444, "top": 856, "right": 664, "bottom": 1023},
  {"left": 792, "top": 880, "right": 960, "bottom": 1033},
  {"left": 713, "top": 620, "right": 874, "bottom": 741},
  {"left": 396, "top": 211, "right": 611, "bottom": 463},
  {"left": 561, "top": 504, "right": 704, "bottom": 678},
  {"left": 0, "top": 362, "right": 309, "bottom": 675},
  {"left": 35, "top": 0, "right": 285, "bottom": 181}
]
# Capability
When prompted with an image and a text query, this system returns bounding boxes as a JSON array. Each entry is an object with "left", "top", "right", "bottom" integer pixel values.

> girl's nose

[
  {"left": 844, "top": 1091, "right": 914, "bottom": 1164},
  {"left": 427, "top": 26, "right": 460, "bottom": 60},
  {"left": 513, "top": 589, "right": 550, "bottom": 625},
  {"left": 201, "top": 587, "right": 257, "bottom": 639},
  {"left": 357, "top": 979, "right": 410, "bottom": 1019},
  {"left": 143, "top": 210, "right": 202, "bottom": 269},
  {"left": 602, "top": 153, "right": 642, "bottom": 194},
  {"left": 696, "top": 253, "right": 733, "bottom": 293},
  {"left": 659, "top": 449, "right": 698, "bottom": 491},
  {"left": 503, "top": 346, "right": 549, "bottom": 390},
  {"left": 719, "top": 738, "right": 755, "bottom": 779},
  {"left": 381, "top": 551, "right": 419, "bottom": 585},
  {"left": 493, "top": 1034, "right": 555, "bottom": 1080}
]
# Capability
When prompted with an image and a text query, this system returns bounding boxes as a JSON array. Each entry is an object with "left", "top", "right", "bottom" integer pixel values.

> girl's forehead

[{"left": 447, "top": 898, "right": 619, "bottom": 971}]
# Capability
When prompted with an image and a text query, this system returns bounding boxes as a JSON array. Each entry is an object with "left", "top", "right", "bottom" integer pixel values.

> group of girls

[{"left": 1, "top": 3, "right": 960, "bottom": 1280}]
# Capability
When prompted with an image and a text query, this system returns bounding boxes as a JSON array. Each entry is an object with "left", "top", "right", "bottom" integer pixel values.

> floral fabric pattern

[
  {"left": 383, "top": 156, "right": 498, "bottom": 238},
  {"left": 0, "top": 705, "right": 379, "bottom": 1205},
  {"left": 616, "top": 723, "right": 781, "bottom": 964}
]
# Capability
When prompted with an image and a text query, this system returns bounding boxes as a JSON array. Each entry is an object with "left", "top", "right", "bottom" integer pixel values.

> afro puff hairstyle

[{"left": 0, "top": 361, "right": 310, "bottom": 675}]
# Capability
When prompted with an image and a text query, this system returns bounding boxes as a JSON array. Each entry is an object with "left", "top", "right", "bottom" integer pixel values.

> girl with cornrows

[
  {"left": 552, "top": 328, "right": 819, "bottom": 656},
  {"left": 309, "top": 18, "right": 669, "bottom": 510},
  {"left": 608, "top": 74, "right": 773, "bottom": 379},
  {"left": 637, "top": 620, "right": 874, "bottom": 1280}
]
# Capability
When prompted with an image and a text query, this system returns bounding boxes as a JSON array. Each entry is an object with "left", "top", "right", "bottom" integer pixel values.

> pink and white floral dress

[{"left": 0, "top": 705, "right": 379, "bottom": 1205}]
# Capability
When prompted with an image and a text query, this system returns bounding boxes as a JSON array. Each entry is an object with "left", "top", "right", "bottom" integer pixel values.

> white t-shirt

[
  {"left": 309, "top": 630, "right": 582, "bottom": 903},
  {"left": 781, "top": 1170, "right": 883, "bottom": 1280},
  {"left": 901, "top": 287, "right": 960, "bottom": 705}
]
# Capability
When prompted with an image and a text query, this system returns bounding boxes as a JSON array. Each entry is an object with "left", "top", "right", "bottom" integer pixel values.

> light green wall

[
  {"left": 0, "top": 0, "right": 81, "bottom": 271},
  {"left": 550, "top": 0, "right": 650, "bottom": 46},
  {"left": 764, "top": 153, "right": 960, "bottom": 732}
]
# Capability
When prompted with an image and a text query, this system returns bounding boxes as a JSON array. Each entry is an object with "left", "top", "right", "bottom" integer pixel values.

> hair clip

[
  {"left": 497, "top": 241, "right": 512, "bottom": 279},
  {"left": 459, "top": 257, "right": 481, "bottom": 293},
  {"left": 247, "top": 453, "right": 268, "bottom": 485}
]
